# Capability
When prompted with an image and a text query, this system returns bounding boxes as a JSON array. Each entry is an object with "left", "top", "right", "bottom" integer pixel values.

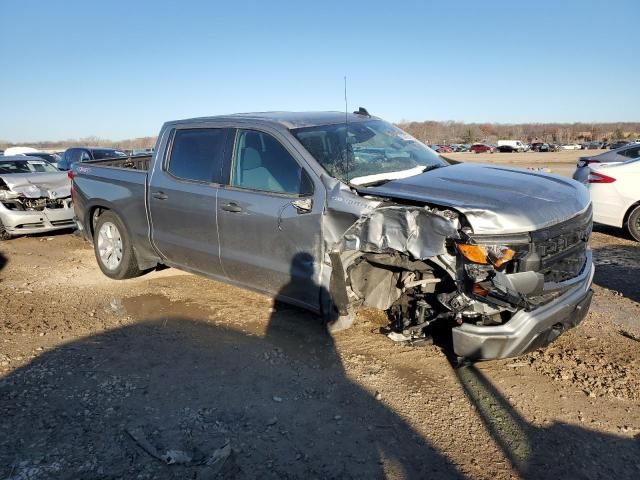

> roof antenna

[
  {"left": 344, "top": 75, "right": 350, "bottom": 182},
  {"left": 344, "top": 76, "right": 348, "bottom": 125}
]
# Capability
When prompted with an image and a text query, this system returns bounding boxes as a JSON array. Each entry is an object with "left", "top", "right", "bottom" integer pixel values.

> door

[
  {"left": 217, "top": 129, "right": 324, "bottom": 309},
  {"left": 148, "top": 127, "right": 233, "bottom": 275}
]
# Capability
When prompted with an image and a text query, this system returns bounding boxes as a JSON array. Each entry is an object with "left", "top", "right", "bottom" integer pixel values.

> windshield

[
  {"left": 291, "top": 119, "right": 446, "bottom": 184},
  {"left": 0, "top": 159, "right": 60, "bottom": 174}
]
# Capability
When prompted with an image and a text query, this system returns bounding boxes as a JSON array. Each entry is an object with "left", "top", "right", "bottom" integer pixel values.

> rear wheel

[
  {"left": 627, "top": 205, "right": 640, "bottom": 242},
  {"left": 93, "top": 211, "right": 142, "bottom": 279}
]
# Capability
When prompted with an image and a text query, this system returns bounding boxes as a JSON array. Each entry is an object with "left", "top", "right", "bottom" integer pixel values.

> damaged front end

[
  {"left": 326, "top": 186, "right": 594, "bottom": 361},
  {"left": 0, "top": 175, "right": 75, "bottom": 236}
]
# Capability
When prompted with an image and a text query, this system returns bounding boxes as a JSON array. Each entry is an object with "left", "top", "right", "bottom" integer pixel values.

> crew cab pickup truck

[{"left": 72, "top": 111, "right": 594, "bottom": 360}]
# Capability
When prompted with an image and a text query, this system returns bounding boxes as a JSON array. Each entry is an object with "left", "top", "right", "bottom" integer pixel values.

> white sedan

[
  {"left": 561, "top": 143, "right": 582, "bottom": 150},
  {"left": 585, "top": 158, "right": 640, "bottom": 240}
]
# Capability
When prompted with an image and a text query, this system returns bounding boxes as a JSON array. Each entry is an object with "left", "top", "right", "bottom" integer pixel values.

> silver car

[{"left": 0, "top": 156, "right": 75, "bottom": 239}]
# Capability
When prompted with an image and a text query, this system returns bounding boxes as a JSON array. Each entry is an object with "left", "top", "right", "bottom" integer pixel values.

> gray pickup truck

[{"left": 72, "top": 111, "right": 594, "bottom": 360}]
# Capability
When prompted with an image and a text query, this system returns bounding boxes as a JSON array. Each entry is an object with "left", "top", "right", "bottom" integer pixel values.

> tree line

[
  {"left": 2, "top": 121, "right": 639, "bottom": 151},
  {"left": 397, "top": 121, "right": 640, "bottom": 144},
  {"left": 0, "top": 136, "right": 157, "bottom": 152}
]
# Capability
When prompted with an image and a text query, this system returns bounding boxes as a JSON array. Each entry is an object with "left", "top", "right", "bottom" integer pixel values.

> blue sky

[{"left": 1, "top": 0, "right": 638, "bottom": 142}]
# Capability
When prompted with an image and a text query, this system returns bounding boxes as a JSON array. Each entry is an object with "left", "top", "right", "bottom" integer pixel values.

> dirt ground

[
  {"left": 1, "top": 151, "right": 639, "bottom": 479},
  {"left": 446, "top": 149, "right": 588, "bottom": 177}
]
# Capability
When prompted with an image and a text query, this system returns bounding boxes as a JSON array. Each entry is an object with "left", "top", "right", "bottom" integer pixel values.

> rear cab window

[{"left": 167, "top": 128, "right": 232, "bottom": 183}]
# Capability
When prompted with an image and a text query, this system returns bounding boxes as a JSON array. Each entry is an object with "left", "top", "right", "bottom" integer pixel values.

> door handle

[
  {"left": 152, "top": 191, "right": 168, "bottom": 200},
  {"left": 221, "top": 202, "right": 243, "bottom": 213}
]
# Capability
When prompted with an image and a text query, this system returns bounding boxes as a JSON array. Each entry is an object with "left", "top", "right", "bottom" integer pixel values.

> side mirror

[{"left": 291, "top": 198, "right": 313, "bottom": 214}]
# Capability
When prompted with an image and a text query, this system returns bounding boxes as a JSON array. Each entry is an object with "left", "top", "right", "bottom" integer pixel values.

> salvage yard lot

[
  {"left": 446, "top": 148, "right": 593, "bottom": 177},
  {"left": 1, "top": 150, "right": 639, "bottom": 479}
]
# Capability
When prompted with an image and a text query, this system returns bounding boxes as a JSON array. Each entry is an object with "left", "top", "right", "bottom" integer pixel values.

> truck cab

[{"left": 72, "top": 111, "right": 594, "bottom": 361}]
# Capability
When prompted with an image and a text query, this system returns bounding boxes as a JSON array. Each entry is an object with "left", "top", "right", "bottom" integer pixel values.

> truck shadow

[
  {"left": 0, "top": 316, "right": 464, "bottom": 479},
  {"left": 0, "top": 251, "right": 6, "bottom": 273},
  {"left": 454, "top": 364, "right": 640, "bottom": 479},
  {"left": 591, "top": 243, "right": 640, "bottom": 303}
]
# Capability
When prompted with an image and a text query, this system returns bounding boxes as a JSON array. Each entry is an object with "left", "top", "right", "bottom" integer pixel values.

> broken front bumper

[
  {"left": 452, "top": 251, "right": 594, "bottom": 360},
  {"left": 0, "top": 202, "right": 76, "bottom": 235}
]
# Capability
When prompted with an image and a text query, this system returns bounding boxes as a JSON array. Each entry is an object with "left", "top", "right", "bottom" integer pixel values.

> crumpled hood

[
  {"left": 0, "top": 172, "right": 71, "bottom": 199},
  {"left": 359, "top": 163, "right": 591, "bottom": 234}
]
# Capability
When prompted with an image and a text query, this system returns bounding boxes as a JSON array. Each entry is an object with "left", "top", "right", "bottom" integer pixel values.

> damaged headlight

[
  {"left": 456, "top": 234, "right": 530, "bottom": 270},
  {"left": 0, "top": 190, "right": 20, "bottom": 201},
  {"left": 456, "top": 244, "right": 515, "bottom": 267}
]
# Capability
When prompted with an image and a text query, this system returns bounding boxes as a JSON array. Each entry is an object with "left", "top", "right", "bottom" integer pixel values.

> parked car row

[
  {"left": 582, "top": 140, "right": 640, "bottom": 150},
  {"left": 432, "top": 141, "right": 581, "bottom": 154},
  {"left": 427, "top": 140, "right": 640, "bottom": 154},
  {"left": 430, "top": 144, "right": 468, "bottom": 153}
]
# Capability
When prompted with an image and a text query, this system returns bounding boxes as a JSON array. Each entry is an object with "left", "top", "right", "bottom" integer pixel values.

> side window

[
  {"left": 620, "top": 146, "right": 640, "bottom": 159},
  {"left": 168, "top": 128, "right": 227, "bottom": 183},
  {"left": 68, "top": 149, "right": 83, "bottom": 163},
  {"left": 80, "top": 150, "right": 91, "bottom": 162},
  {"left": 231, "top": 130, "right": 312, "bottom": 195},
  {"left": 92, "top": 150, "right": 106, "bottom": 160}
]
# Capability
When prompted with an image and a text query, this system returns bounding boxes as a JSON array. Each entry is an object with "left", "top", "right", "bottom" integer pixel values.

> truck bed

[
  {"left": 72, "top": 154, "right": 155, "bottom": 265},
  {"left": 86, "top": 154, "right": 151, "bottom": 170}
]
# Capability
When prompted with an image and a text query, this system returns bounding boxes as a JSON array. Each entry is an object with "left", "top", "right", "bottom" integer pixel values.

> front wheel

[
  {"left": 627, "top": 205, "right": 640, "bottom": 242},
  {"left": 93, "top": 211, "right": 142, "bottom": 279}
]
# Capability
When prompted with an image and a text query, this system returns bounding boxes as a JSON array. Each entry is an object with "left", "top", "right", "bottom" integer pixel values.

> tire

[
  {"left": 0, "top": 218, "right": 12, "bottom": 241},
  {"left": 626, "top": 205, "right": 640, "bottom": 242},
  {"left": 93, "top": 210, "right": 142, "bottom": 279}
]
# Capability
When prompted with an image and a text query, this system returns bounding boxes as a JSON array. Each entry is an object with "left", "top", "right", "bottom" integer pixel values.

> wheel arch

[
  {"left": 623, "top": 200, "right": 640, "bottom": 226},
  {"left": 86, "top": 203, "right": 157, "bottom": 271},
  {"left": 84, "top": 200, "right": 129, "bottom": 241}
]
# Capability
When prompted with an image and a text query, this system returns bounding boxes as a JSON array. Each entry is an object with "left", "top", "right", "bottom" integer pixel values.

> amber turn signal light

[
  {"left": 456, "top": 243, "right": 516, "bottom": 268},
  {"left": 456, "top": 244, "right": 488, "bottom": 264}
]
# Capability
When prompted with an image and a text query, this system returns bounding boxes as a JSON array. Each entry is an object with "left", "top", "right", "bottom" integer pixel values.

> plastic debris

[{"left": 162, "top": 450, "right": 193, "bottom": 465}]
